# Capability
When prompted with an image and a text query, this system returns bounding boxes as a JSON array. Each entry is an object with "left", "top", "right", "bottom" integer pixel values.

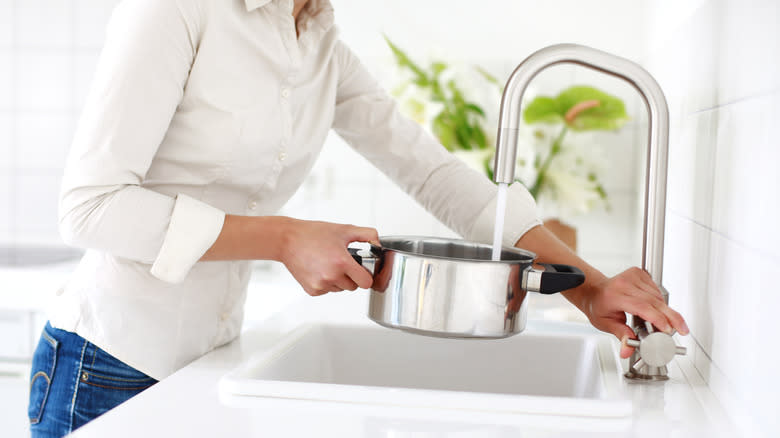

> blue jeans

[{"left": 28, "top": 322, "right": 157, "bottom": 438}]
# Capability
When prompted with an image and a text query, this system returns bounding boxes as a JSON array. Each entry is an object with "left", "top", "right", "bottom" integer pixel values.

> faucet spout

[{"left": 493, "top": 44, "right": 677, "bottom": 380}]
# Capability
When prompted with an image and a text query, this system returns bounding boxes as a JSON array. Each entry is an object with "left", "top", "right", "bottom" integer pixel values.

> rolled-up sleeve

[
  {"left": 331, "top": 42, "right": 541, "bottom": 246},
  {"left": 58, "top": 0, "right": 224, "bottom": 283}
]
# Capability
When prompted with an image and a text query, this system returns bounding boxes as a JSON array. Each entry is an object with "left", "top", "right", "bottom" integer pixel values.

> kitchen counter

[{"left": 67, "top": 291, "right": 738, "bottom": 438}]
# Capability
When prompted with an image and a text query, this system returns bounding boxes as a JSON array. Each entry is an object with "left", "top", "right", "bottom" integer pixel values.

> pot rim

[{"left": 377, "top": 235, "right": 537, "bottom": 264}]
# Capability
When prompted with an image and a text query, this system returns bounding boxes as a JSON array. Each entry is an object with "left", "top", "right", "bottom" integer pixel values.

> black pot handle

[
  {"left": 531, "top": 263, "right": 586, "bottom": 295},
  {"left": 348, "top": 244, "right": 382, "bottom": 274}
]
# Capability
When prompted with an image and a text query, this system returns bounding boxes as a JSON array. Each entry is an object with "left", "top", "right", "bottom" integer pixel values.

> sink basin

[{"left": 219, "top": 321, "right": 630, "bottom": 418}]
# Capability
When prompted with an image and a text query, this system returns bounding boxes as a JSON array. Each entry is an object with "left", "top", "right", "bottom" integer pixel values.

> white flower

[{"left": 539, "top": 139, "right": 608, "bottom": 216}]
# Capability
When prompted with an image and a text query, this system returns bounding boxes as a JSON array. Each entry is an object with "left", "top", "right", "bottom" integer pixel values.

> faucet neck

[{"left": 493, "top": 43, "right": 669, "bottom": 285}]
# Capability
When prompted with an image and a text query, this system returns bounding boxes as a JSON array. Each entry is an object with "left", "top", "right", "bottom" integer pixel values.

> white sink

[{"left": 219, "top": 321, "right": 630, "bottom": 418}]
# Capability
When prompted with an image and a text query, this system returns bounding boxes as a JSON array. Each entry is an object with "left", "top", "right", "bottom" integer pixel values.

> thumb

[{"left": 599, "top": 319, "right": 637, "bottom": 359}]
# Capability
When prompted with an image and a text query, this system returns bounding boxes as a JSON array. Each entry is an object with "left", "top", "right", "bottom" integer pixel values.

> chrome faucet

[{"left": 493, "top": 44, "right": 686, "bottom": 380}]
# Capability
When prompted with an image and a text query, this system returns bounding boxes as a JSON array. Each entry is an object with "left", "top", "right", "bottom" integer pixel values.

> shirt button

[
  {"left": 278, "top": 152, "right": 287, "bottom": 161},
  {"left": 220, "top": 312, "right": 229, "bottom": 322},
  {"left": 281, "top": 88, "right": 290, "bottom": 98},
  {"left": 248, "top": 200, "right": 258, "bottom": 210}
]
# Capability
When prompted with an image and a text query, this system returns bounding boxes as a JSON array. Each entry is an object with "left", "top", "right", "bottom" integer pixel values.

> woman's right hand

[{"left": 278, "top": 218, "right": 380, "bottom": 296}]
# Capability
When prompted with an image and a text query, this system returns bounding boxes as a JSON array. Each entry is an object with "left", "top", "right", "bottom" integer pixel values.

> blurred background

[{"left": 1, "top": 1, "right": 779, "bottom": 437}]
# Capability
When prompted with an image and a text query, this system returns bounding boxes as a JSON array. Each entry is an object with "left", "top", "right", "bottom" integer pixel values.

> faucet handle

[{"left": 627, "top": 332, "right": 686, "bottom": 368}]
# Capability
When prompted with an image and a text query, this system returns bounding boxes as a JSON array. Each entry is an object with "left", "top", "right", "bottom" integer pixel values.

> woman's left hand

[
  {"left": 583, "top": 267, "right": 689, "bottom": 358},
  {"left": 516, "top": 225, "right": 689, "bottom": 358}
]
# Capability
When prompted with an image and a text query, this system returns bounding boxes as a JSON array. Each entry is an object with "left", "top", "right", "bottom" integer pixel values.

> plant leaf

[
  {"left": 522, "top": 86, "right": 629, "bottom": 131},
  {"left": 432, "top": 113, "right": 457, "bottom": 151},
  {"left": 476, "top": 66, "right": 503, "bottom": 91},
  {"left": 523, "top": 97, "right": 564, "bottom": 124},
  {"left": 555, "top": 86, "right": 628, "bottom": 131},
  {"left": 431, "top": 62, "right": 447, "bottom": 77},
  {"left": 384, "top": 35, "right": 429, "bottom": 85},
  {"left": 472, "top": 125, "right": 487, "bottom": 149},
  {"left": 465, "top": 103, "right": 486, "bottom": 117}
]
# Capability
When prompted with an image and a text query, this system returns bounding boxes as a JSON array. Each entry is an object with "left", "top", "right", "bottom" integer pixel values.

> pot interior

[{"left": 379, "top": 236, "right": 535, "bottom": 263}]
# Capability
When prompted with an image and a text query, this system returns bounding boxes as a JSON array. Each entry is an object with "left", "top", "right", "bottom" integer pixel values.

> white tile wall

[
  {"left": 0, "top": 50, "right": 12, "bottom": 110},
  {"left": 332, "top": 0, "right": 645, "bottom": 65},
  {"left": 717, "top": 0, "right": 780, "bottom": 105},
  {"left": 663, "top": 213, "right": 712, "bottom": 344},
  {"left": 73, "top": 0, "right": 119, "bottom": 49},
  {"left": 15, "top": 112, "right": 73, "bottom": 170},
  {"left": 0, "top": 2, "right": 12, "bottom": 48},
  {"left": 642, "top": 0, "right": 720, "bottom": 116},
  {"left": 646, "top": 0, "right": 780, "bottom": 436},
  {"left": 14, "top": 172, "right": 62, "bottom": 243},
  {"left": 3, "top": 0, "right": 107, "bottom": 246},
  {"left": 666, "top": 108, "right": 717, "bottom": 228},
  {"left": 73, "top": 51, "right": 100, "bottom": 111},
  {"left": 16, "top": 0, "right": 73, "bottom": 48},
  {"left": 14, "top": 51, "right": 72, "bottom": 111},
  {"left": 0, "top": 170, "right": 11, "bottom": 242},
  {"left": 0, "top": 112, "right": 11, "bottom": 167},
  {"left": 710, "top": 95, "right": 779, "bottom": 258}
]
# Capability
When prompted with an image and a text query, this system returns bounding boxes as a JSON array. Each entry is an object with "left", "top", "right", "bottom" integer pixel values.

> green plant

[
  {"left": 385, "top": 38, "right": 629, "bottom": 214},
  {"left": 385, "top": 36, "right": 490, "bottom": 152},
  {"left": 522, "top": 86, "right": 629, "bottom": 201}
]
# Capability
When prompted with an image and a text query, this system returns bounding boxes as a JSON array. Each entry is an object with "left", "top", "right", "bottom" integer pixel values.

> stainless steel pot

[{"left": 349, "top": 236, "right": 585, "bottom": 339}]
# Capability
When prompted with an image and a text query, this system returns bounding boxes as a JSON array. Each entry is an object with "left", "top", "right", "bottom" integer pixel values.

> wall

[
  {"left": 642, "top": 1, "right": 779, "bottom": 437},
  {"left": 0, "top": 0, "right": 119, "bottom": 246}
]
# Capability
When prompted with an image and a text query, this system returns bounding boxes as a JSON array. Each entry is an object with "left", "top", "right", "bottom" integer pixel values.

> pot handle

[
  {"left": 525, "top": 263, "right": 586, "bottom": 295},
  {"left": 348, "top": 244, "right": 382, "bottom": 274}
]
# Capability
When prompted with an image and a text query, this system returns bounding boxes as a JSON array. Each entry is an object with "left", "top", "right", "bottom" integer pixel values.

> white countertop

[{"left": 66, "top": 289, "right": 739, "bottom": 438}]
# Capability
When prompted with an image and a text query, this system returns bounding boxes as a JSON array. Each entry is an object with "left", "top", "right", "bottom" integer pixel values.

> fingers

[
  {"left": 656, "top": 302, "right": 689, "bottom": 335},
  {"left": 598, "top": 318, "right": 637, "bottom": 359},
  {"left": 344, "top": 253, "right": 374, "bottom": 289},
  {"left": 632, "top": 279, "right": 664, "bottom": 302},
  {"left": 332, "top": 274, "right": 359, "bottom": 292},
  {"left": 626, "top": 268, "right": 689, "bottom": 335},
  {"left": 302, "top": 254, "right": 371, "bottom": 296},
  {"left": 345, "top": 225, "right": 380, "bottom": 246},
  {"left": 620, "top": 297, "right": 673, "bottom": 334},
  {"left": 284, "top": 220, "right": 380, "bottom": 297},
  {"left": 626, "top": 267, "right": 664, "bottom": 302},
  {"left": 586, "top": 267, "right": 690, "bottom": 354}
]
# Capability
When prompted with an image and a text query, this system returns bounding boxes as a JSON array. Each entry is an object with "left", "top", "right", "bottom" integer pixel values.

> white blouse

[{"left": 49, "top": 0, "right": 540, "bottom": 380}]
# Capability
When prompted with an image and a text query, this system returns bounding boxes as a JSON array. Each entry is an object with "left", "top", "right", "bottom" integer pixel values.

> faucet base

[{"left": 624, "top": 370, "right": 669, "bottom": 382}]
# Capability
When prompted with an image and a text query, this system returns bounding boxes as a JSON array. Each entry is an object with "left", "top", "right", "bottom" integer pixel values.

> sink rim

[{"left": 219, "top": 320, "right": 631, "bottom": 418}]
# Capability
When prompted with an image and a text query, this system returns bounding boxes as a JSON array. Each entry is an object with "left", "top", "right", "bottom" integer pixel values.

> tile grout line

[
  {"left": 668, "top": 209, "right": 780, "bottom": 262},
  {"left": 691, "top": 87, "right": 780, "bottom": 114}
]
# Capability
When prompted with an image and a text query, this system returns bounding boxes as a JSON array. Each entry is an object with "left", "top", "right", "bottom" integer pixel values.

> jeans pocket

[
  {"left": 28, "top": 327, "right": 59, "bottom": 424},
  {"left": 79, "top": 347, "right": 157, "bottom": 391}
]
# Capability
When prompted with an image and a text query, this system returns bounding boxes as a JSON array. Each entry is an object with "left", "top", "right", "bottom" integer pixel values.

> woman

[{"left": 28, "top": 0, "right": 688, "bottom": 436}]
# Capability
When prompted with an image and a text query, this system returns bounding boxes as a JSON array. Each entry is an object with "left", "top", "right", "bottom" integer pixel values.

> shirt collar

[
  {"left": 244, "top": 0, "right": 272, "bottom": 11},
  {"left": 244, "top": 0, "right": 336, "bottom": 49}
]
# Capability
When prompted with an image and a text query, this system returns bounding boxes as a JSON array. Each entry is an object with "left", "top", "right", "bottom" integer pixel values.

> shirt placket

[{"left": 264, "top": 1, "right": 301, "bottom": 192}]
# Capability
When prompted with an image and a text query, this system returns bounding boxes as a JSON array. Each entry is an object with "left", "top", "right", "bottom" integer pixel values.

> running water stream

[{"left": 491, "top": 183, "right": 509, "bottom": 261}]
